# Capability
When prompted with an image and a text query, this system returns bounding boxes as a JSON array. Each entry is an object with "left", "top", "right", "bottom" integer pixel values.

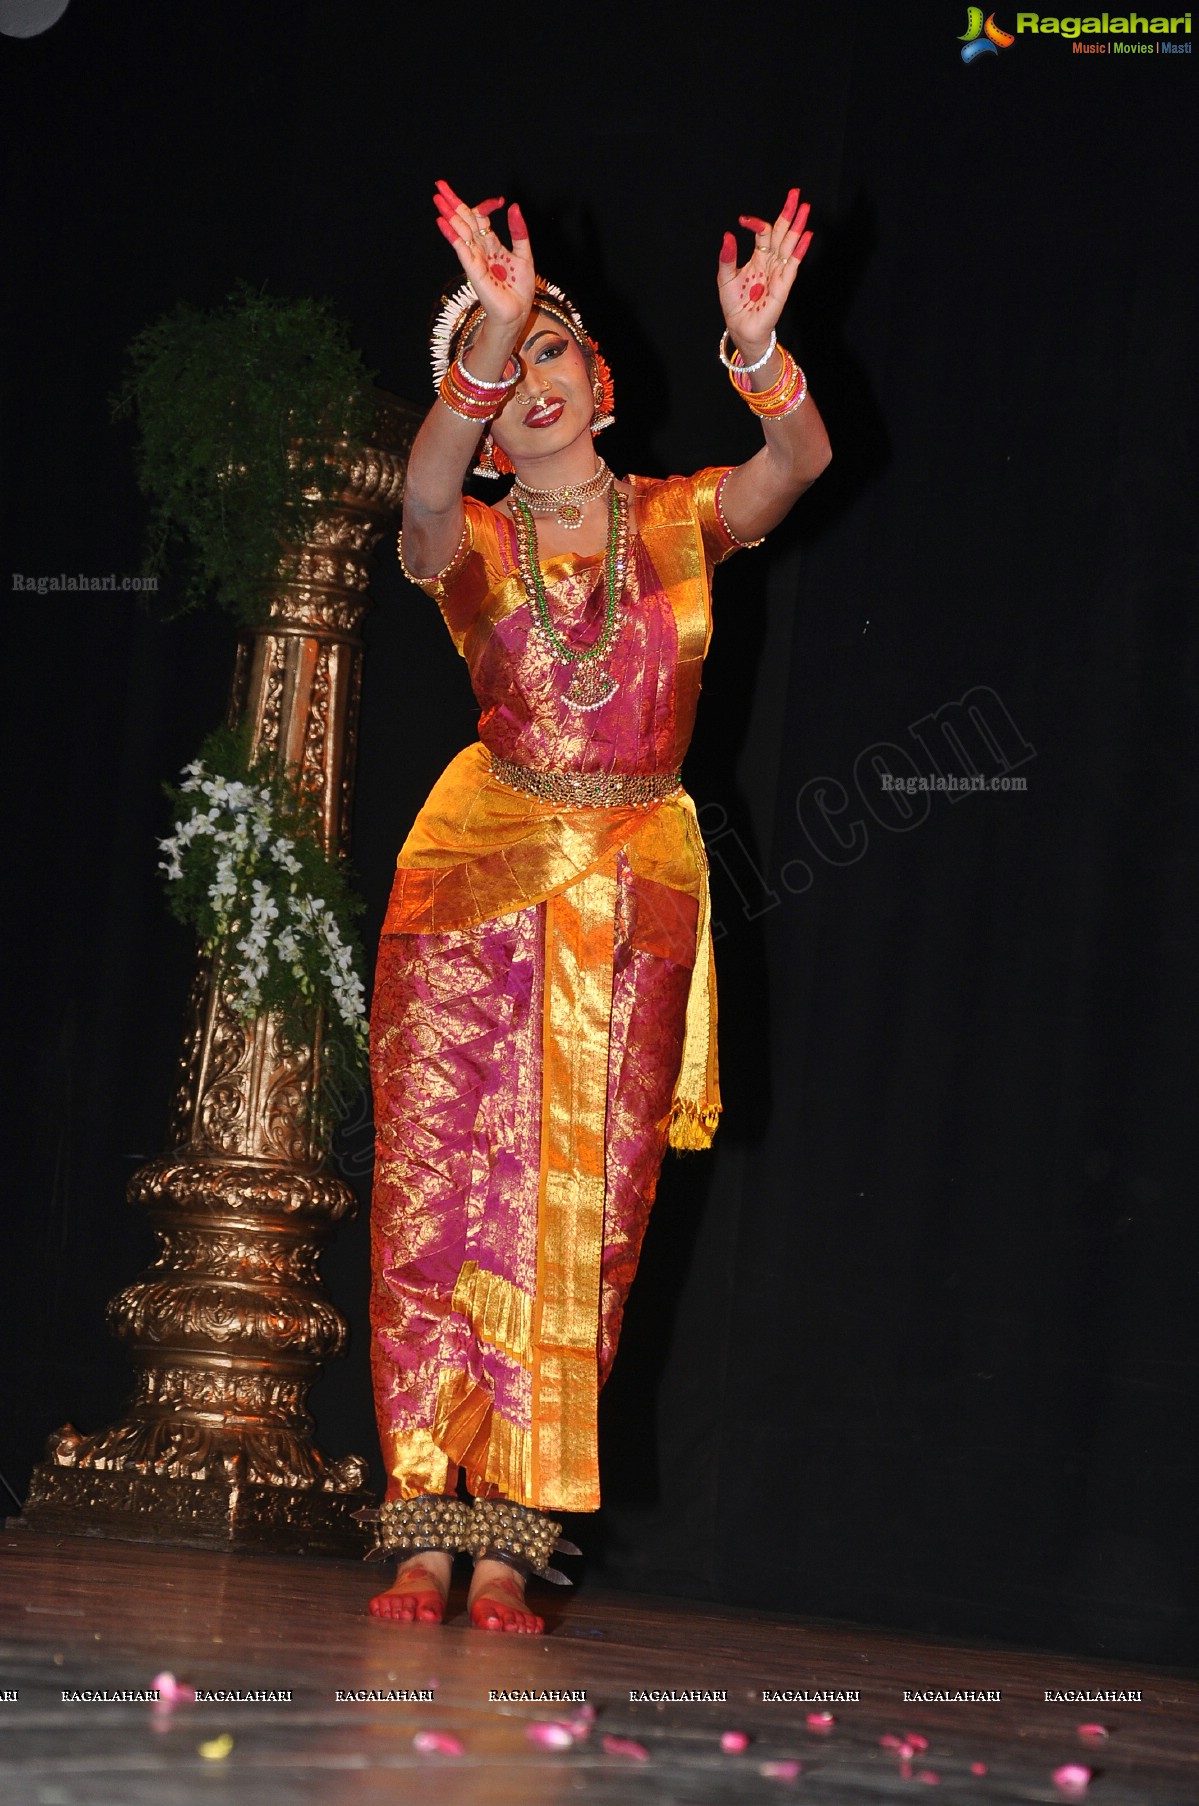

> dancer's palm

[
  {"left": 717, "top": 187, "right": 813, "bottom": 350},
  {"left": 433, "top": 178, "right": 535, "bottom": 333}
]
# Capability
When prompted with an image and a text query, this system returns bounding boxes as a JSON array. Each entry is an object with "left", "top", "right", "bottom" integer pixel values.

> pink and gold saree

[{"left": 370, "top": 469, "right": 745, "bottom": 1514}]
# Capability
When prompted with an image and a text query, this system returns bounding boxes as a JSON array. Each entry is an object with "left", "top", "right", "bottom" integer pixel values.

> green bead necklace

[{"left": 511, "top": 483, "right": 630, "bottom": 712}]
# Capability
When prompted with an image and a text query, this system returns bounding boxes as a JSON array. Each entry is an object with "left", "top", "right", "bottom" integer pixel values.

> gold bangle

[
  {"left": 753, "top": 365, "right": 808, "bottom": 418},
  {"left": 759, "top": 377, "right": 808, "bottom": 419},
  {"left": 733, "top": 346, "right": 808, "bottom": 419},
  {"left": 438, "top": 360, "right": 518, "bottom": 422},
  {"left": 438, "top": 373, "right": 501, "bottom": 421},
  {"left": 729, "top": 343, "right": 795, "bottom": 406}
]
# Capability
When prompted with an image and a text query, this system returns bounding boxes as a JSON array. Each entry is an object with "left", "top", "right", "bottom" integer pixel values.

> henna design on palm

[{"left": 718, "top": 186, "right": 814, "bottom": 347}]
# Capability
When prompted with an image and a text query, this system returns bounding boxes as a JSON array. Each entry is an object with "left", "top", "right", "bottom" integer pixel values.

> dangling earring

[
  {"left": 473, "top": 432, "right": 513, "bottom": 480},
  {"left": 474, "top": 433, "right": 500, "bottom": 479}
]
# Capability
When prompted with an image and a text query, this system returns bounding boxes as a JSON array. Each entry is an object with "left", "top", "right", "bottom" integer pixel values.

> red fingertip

[
  {"left": 477, "top": 196, "right": 504, "bottom": 215},
  {"left": 508, "top": 202, "right": 528, "bottom": 239},
  {"left": 739, "top": 214, "right": 770, "bottom": 233},
  {"left": 435, "top": 217, "right": 458, "bottom": 244},
  {"left": 791, "top": 230, "right": 813, "bottom": 263},
  {"left": 719, "top": 231, "right": 737, "bottom": 264}
]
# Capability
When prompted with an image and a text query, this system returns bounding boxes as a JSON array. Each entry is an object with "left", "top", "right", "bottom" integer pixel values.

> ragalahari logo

[{"left": 959, "top": 8, "right": 1016, "bottom": 58}]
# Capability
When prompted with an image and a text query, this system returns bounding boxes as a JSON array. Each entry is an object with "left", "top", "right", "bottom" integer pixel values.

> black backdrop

[{"left": 3, "top": 3, "right": 1195, "bottom": 1666}]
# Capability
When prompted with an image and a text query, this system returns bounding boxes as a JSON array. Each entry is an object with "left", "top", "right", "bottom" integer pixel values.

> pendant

[
  {"left": 556, "top": 498, "right": 585, "bottom": 529},
  {"left": 563, "top": 662, "right": 618, "bottom": 711}
]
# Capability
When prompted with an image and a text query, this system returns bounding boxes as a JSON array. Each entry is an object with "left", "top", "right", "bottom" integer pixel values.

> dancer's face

[{"left": 489, "top": 310, "right": 596, "bottom": 465}]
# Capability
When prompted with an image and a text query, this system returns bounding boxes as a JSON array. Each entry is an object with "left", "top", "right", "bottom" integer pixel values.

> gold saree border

[
  {"left": 530, "top": 856, "right": 618, "bottom": 1511},
  {"left": 665, "top": 795, "right": 721, "bottom": 1149}
]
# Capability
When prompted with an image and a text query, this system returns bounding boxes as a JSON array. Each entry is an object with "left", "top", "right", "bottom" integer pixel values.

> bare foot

[
  {"left": 368, "top": 1551, "right": 452, "bottom": 1625},
  {"left": 468, "top": 1557, "right": 544, "bottom": 1634}
]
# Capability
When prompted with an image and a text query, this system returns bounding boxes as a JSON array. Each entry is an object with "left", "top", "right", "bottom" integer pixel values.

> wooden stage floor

[{"left": 1, "top": 1527, "right": 1195, "bottom": 1805}]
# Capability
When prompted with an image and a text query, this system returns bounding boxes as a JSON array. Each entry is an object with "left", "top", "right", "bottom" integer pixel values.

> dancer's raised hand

[
  {"left": 432, "top": 178, "right": 535, "bottom": 334},
  {"left": 717, "top": 187, "right": 813, "bottom": 357}
]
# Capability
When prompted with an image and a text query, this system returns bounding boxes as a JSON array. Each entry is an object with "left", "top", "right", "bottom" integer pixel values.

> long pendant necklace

[
  {"left": 511, "top": 482, "right": 630, "bottom": 712},
  {"left": 509, "top": 459, "right": 614, "bottom": 530}
]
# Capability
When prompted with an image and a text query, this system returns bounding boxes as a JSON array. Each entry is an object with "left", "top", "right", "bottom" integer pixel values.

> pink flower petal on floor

[
  {"left": 601, "top": 1735, "right": 649, "bottom": 1761},
  {"left": 759, "top": 1759, "right": 802, "bottom": 1780},
  {"left": 880, "top": 1733, "right": 904, "bottom": 1750},
  {"left": 566, "top": 1713, "right": 594, "bottom": 1740},
  {"left": 151, "top": 1672, "right": 194, "bottom": 1704},
  {"left": 413, "top": 1731, "right": 464, "bottom": 1756},
  {"left": 970, "top": 1761, "right": 989, "bottom": 1775},
  {"left": 1078, "top": 1723, "right": 1109, "bottom": 1741},
  {"left": 806, "top": 1709, "right": 836, "bottom": 1730},
  {"left": 905, "top": 1732, "right": 930, "bottom": 1751},
  {"left": 573, "top": 1704, "right": 597, "bottom": 1722},
  {"left": 526, "top": 1721, "right": 575, "bottom": 1749},
  {"left": 721, "top": 1730, "right": 750, "bottom": 1753},
  {"left": 915, "top": 1771, "right": 942, "bottom": 1785},
  {"left": 1053, "top": 1764, "right": 1093, "bottom": 1795}
]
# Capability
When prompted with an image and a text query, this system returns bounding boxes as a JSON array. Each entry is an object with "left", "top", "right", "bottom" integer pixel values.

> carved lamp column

[{"left": 25, "top": 396, "right": 420, "bottom": 1554}]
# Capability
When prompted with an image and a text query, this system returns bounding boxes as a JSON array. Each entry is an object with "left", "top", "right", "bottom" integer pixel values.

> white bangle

[
  {"left": 455, "top": 352, "right": 521, "bottom": 391},
  {"left": 718, "top": 328, "right": 776, "bottom": 374}
]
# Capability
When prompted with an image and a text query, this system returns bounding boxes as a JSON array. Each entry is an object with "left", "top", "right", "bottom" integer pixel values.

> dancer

[{"left": 365, "top": 179, "right": 830, "bottom": 1632}]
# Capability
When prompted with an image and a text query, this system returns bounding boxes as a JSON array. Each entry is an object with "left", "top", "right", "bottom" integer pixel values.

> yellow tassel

[
  {"left": 663, "top": 796, "right": 721, "bottom": 1155},
  {"left": 666, "top": 1098, "right": 721, "bottom": 1152}
]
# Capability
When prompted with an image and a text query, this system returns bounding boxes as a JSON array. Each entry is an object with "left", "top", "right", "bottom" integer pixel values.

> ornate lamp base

[
  {"left": 21, "top": 404, "right": 419, "bottom": 1559},
  {"left": 21, "top": 1153, "right": 374, "bottom": 1559},
  {"left": 22, "top": 1465, "right": 371, "bottom": 1557}
]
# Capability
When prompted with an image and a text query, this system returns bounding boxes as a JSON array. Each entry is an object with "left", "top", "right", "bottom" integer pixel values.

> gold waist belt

[{"left": 488, "top": 755, "right": 682, "bottom": 809}]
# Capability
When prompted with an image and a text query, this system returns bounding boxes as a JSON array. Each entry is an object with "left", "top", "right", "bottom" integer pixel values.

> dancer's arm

[
  {"left": 714, "top": 187, "right": 832, "bottom": 543},
  {"left": 400, "top": 181, "right": 535, "bottom": 577}
]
